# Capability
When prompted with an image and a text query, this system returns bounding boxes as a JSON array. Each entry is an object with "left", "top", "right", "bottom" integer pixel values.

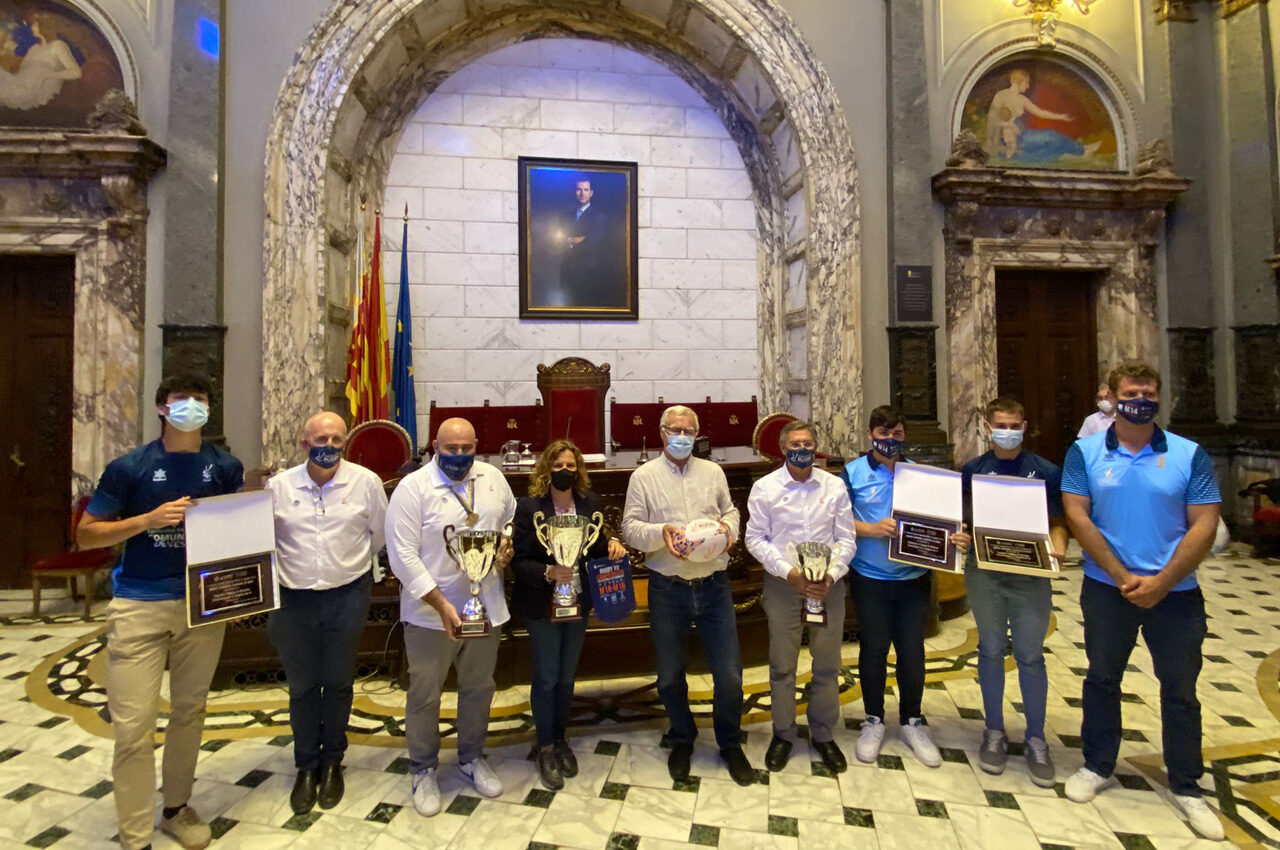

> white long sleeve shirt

[
  {"left": 621, "top": 455, "right": 741, "bottom": 579},
  {"left": 267, "top": 460, "right": 387, "bottom": 590},
  {"left": 385, "top": 458, "right": 516, "bottom": 630},
  {"left": 745, "top": 465, "right": 857, "bottom": 582}
]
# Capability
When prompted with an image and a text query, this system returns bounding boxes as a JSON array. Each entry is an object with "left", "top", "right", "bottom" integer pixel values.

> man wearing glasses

[{"left": 622, "top": 405, "right": 754, "bottom": 785}]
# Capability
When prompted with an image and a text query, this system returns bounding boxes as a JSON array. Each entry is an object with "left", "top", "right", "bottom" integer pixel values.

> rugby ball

[{"left": 671, "top": 518, "right": 730, "bottom": 562}]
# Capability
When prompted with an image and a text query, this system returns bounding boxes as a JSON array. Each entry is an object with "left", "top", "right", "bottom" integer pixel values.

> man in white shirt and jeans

[
  {"left": 386, "top": 418, "right": 515, "bottom": 817},
  {"left": 622, "top": 405, "right": 754, "bottom": 785},
  {"left": 746, "top": 420, "right": 856, "bottom": 775},
  {"left": 267, "top": 411, "right": 388, "bottom": 814}
]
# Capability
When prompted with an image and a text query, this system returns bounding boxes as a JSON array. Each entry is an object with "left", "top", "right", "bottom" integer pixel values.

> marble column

[
  {"left": 886, "top": 0, "right": 947, "bottom": 459},
  {"left": 162, "top": 0, "right": 226, "bottom": 443}
]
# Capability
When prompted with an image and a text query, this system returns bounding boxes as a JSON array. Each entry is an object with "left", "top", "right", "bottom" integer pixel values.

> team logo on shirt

[
  {"left": 152, "top": 469, "right": 167, "bottom": 482},
  {"left": 1157, "top": 456, "right": 1166, "bottom": 469},
  {"left": 202, "top": 464, "right": 213, "bottom": 483}
]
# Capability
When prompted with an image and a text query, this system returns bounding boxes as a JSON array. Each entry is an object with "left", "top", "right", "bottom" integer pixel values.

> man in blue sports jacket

[{"left": 1060, "top": 361, "right": 1224, "bottom": 841}]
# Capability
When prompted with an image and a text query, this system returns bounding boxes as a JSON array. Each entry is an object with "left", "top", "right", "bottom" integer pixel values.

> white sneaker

[
  {"left": 411, "top": 767, "right": 441, "bottom": 817},
  {"left": 1172, "top": 793, "right": 1225, "bottom": 841},
  {"left": 459, "top": 756, "right": 503, "bottom": 798},
  {"left": 1064, "top": 766, "right": 1114, "bottom": 803},
  {"left": 900, "top": 718, "right": 942, "bottom": 768},
  {"left": 855, "top": 716, "right": 886, "bottom": 763}
]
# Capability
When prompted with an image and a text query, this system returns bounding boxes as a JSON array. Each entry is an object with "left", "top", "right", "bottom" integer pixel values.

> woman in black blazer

[{"left": 512, "top": 439, "right": 625, "bottom": 790}]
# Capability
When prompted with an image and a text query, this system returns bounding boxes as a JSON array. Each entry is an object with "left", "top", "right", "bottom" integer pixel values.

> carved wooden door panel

[
  {"left": 0, "top": 256, "right": 75, "bottom": 588},
  {"left": 995, "top": 270, "right": 1097, "bottom": 466}
]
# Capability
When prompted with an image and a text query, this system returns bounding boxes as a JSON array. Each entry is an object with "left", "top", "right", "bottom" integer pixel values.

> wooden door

[
  {"left": 0, "top": 256, "right": 75, "bottom": 588},
  {"left": 995, "top": 270, "right": 1097, "bottom": 466}
]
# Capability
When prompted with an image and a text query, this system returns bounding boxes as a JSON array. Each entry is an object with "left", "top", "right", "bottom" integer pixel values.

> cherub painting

[
  {"left": 961, "top": 57, "right": 1118, "bottom": 171},
  {"left": 0, "top": 1, "right": 125, "bottom": 128}
]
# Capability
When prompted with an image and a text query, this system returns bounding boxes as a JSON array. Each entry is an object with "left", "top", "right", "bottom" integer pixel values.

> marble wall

[{"left": 381, "top": 39, "right": 760, "bottom": 438}]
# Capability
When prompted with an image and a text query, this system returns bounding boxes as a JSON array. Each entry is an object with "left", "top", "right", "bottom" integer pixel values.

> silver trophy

[
  {"left": 442, "top": 521, "right": 513, "bottom": 637},
  {"left": 532, "top": 511, "right": 604, "bottom": 620},
  {"left": 786, "top": 541, "right": 834, "bottom": 626}
]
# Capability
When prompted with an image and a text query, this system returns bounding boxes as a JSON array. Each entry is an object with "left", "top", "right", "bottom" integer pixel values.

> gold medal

[{"left": 465, "top": 512, "right": 479, "bottom": 527}]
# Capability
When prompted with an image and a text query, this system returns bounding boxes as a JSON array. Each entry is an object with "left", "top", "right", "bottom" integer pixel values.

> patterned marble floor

[{"left": 1, "top": 549, "right": 1278, "bottom": 849}]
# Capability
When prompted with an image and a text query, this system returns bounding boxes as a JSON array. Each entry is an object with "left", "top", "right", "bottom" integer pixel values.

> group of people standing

[{"left": 79, "top": 358, "right": 1225, "bottom": 849}]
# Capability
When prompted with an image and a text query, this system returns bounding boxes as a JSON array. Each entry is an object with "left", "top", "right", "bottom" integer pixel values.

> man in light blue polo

[{"left": 1060, "top": 361, "right": 1224, "bottom": 841}]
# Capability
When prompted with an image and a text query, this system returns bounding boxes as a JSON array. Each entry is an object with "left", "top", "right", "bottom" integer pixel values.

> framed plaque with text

[
  {"left": 184, "top": 491, "right": 279, "bottom": 628},
  {"left": 888, "top": 463, "right": 964, "bottom": 574},
  {"left": 971, "top": 474, "right": 1060, "bottom": 577}
]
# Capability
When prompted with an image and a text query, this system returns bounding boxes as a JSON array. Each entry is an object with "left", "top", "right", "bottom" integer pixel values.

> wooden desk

[{"left": 212, "top": 448, "right": 966, "bottom": 688}]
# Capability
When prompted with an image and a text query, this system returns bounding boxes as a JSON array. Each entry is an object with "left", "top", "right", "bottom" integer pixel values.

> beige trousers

[{"left": 105, "top": 598, "right": 225, "bottom": 850}]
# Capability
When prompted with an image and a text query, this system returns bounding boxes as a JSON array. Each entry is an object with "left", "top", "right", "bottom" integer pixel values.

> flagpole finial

[
  {"left": 375, "top": 207, "right": 381, "bottom": 217},
  {"left": 360, "top": 200, "right": 366, "bottom": 211},
  {"left": 403, "top": 202, "right": 409, "bottom": 222}
]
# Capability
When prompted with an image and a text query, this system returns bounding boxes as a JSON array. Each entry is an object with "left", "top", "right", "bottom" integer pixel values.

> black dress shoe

[
  {"left": 290, "top": 767, "right": 319, "bottom": 814},
  {"left": 721, "top": 746, "right": 754, "bottom": 786},
  {"left": 764, "top": 736, "right": 792, "bottom": 772},
  {"left": 668, "top": 742, "right": 693, "bottom": 781},
  {"left": 317, "top": 763, "right": 345, "bottom": 809},
  {"left": 536, "top": 747, "right": 565, "bottom": 790},
  {"left": 812, "top": 739, "right": 847, "bottom": 774},
  {"left": 554, "top": 740, "right": 579, "bottom": 778}
]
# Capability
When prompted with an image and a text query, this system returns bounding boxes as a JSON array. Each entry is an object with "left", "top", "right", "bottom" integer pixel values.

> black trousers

[
  {"left": 852, "top": 572, "right": 931, "bottom": 725},
  {"left": 267, "top": 571, "right": 372, "bottom": 769}
]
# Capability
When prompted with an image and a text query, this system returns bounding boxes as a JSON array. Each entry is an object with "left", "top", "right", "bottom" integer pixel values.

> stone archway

[{"left": 261, "top": 0, "right": 859, "bottom": 463}]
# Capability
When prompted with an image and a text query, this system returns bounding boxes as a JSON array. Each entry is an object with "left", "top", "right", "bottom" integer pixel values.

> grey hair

[
  {"left": 778, "top": 419, "right": 818, "bottom": 450},
  {"left": 660, "top": 405, "right": 699, "bottom": 431}
]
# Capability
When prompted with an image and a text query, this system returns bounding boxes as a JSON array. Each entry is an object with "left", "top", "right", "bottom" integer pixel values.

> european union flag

[{"left": 391, "top": 215, "right": 417, "bottom": 453}]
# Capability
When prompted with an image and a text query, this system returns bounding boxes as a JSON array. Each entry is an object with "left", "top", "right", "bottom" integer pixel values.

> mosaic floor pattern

[{"left": 0, "top": 550, "right": 1276, "bottom": 849}]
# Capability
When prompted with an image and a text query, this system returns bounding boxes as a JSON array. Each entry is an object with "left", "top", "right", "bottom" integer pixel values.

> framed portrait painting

[{"left": 519, "top": 156, "right": 638, "bottom": 320}]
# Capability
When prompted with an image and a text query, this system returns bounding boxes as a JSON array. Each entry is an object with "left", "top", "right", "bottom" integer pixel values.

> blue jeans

[
  {"left": 965, "top": 565, "right": 1051, "bottom": 740},
  {"left": 525, "top": 617, "right": 588, "bottom": 748},
  {"left": 1080, "top": 577, "right": 1207, "bottom": 795},
  {"left": 266, "top": 572, "right": 372, "bottom": 769},
  {"left": 646, "top": 570, "right": 744, "bottom": 749}
]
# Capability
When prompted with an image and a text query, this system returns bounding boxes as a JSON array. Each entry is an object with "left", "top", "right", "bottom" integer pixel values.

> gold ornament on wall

[{"left": 1010, "top": 0, "right": 1100, "bottom": 46}]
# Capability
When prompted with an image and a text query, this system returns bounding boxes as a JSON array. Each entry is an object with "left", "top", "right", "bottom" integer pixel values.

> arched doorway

[{"left": 261, "top": 0, "right": 860, "bottom": 463}]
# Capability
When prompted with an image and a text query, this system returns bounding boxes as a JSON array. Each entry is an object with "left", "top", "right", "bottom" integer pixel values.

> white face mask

[
  {"left": 1097, "top": 399, "right": 1115, "bottom": 415},
  {"left": 989, "top": 427, "right": 1024, "bottom": 450}
]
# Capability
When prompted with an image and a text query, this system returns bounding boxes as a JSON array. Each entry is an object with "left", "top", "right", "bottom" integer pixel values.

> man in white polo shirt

[
  {"left": 267, "top": 411, "right": 387, "bottom": 814},
  {"left": 386, "top": 417, "right": 515, "bottom": 817}
]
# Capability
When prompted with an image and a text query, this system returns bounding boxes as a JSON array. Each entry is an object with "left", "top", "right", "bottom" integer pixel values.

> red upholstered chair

[
  {"left": 610, "top": 398, "right": 669, "bottom": 451},
  {"left": 344, "top": 419, "right": 413, "bottom": 483},
  {"left": 31, "top": 495, "right": 116, "bottom": 618},
  {"left": 428, "top": 400, "right": 489, "bottom": 447},
  {"left": 479, "top": 401, "right": 549, "bottom": 455},
  {"left": 537, "top": 357, "right": 611, "bottom": 454},
  {"left": 1241, "top": 478, "right": 1280, "bottom": 556},
  {"left": 700, "top": 397, "right": 759, "bottom": 447},
  {"left": 752, "top": 412, "right": 798, "bottom": 461}
]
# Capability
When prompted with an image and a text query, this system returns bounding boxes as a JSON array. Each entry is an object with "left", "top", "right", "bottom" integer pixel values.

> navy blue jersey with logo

[
  {"left": 86, "top": 440, "right": 244, "bottom": 600},
  {"left": 960, "top": 449, "right": 1064, "bottom": 529}
]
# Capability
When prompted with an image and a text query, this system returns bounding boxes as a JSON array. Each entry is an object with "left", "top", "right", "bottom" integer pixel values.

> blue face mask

[
  {"left": 1117, "top": 397, "right": 1159, "bottom": 425},
  {"left": 872, "top": 437, "right": 904, "bottom": 459},
  {"left": 666, "top": 434, "right": 695, "bottom": 460},
  {"left": 436, "top": 452, "right": 475, "bottom": 481},
  {"left": 164, "top": 397, "right": 209, "bottom": 433},
  {"left": 785, "top": 447, "right": 815, "bottom": 469},
  {"left": 308, "top": 444, "right": 341, "bottom": 469}
]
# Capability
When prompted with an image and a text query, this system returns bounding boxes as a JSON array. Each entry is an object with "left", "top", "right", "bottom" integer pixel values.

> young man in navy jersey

[
  {"left": 1060, "top": 362, "right": 1224, "bottom": 841},
  {"left": 961, "top": 397, "right": 1068, "bottom": 786},
  {"left": 79, "top": 373, "right": 243, "bottom": 850}
]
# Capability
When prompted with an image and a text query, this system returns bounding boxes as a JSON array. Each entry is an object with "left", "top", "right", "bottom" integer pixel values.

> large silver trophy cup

[
  {"left": 442, "top": 521, "right": 513, "bottom": 637},
  {"left": 533, "top": 511, "right": 604, "bottom": 620},
  {"left": 786, "top": 541, "right": 834, "bottom": 626}
]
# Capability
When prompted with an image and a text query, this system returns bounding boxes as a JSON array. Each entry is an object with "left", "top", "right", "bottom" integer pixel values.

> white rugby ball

[{"left": 672, "top": 518, "right": 730, "bottom": 562}]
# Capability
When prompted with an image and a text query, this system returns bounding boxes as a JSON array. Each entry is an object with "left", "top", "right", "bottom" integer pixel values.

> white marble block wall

[{"left": 382, "top": 39, "right": 760, "bottom": 439}]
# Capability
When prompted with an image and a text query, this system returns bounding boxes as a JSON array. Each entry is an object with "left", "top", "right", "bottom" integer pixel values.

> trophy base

[
  {"left": 801, "top": 607, "right": 828, "bottom": 627},
  {"left": 455, "top": 619, "right": 491, "bottom": 638},
  {"left": 550, "top": 602, "right": 582, "bottom": 621}
]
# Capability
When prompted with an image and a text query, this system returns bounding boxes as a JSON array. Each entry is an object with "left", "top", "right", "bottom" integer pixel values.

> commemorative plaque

[
  {"left": 184, "top": 491, "right": 279, "bottom": 627},
  {"left": 971, "top": 474, "right": 1059, "bottom": 577},
  {"left": 887, "top": 463, "right": 964, "bottom": 574}
]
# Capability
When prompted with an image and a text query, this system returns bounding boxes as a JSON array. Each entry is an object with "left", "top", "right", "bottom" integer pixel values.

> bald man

[
  {"left": 386, "top": 417, "right": 516, "bottom": 816},
  {"left": 266, "top": 411, "right": 388, "bottom": 814}
]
